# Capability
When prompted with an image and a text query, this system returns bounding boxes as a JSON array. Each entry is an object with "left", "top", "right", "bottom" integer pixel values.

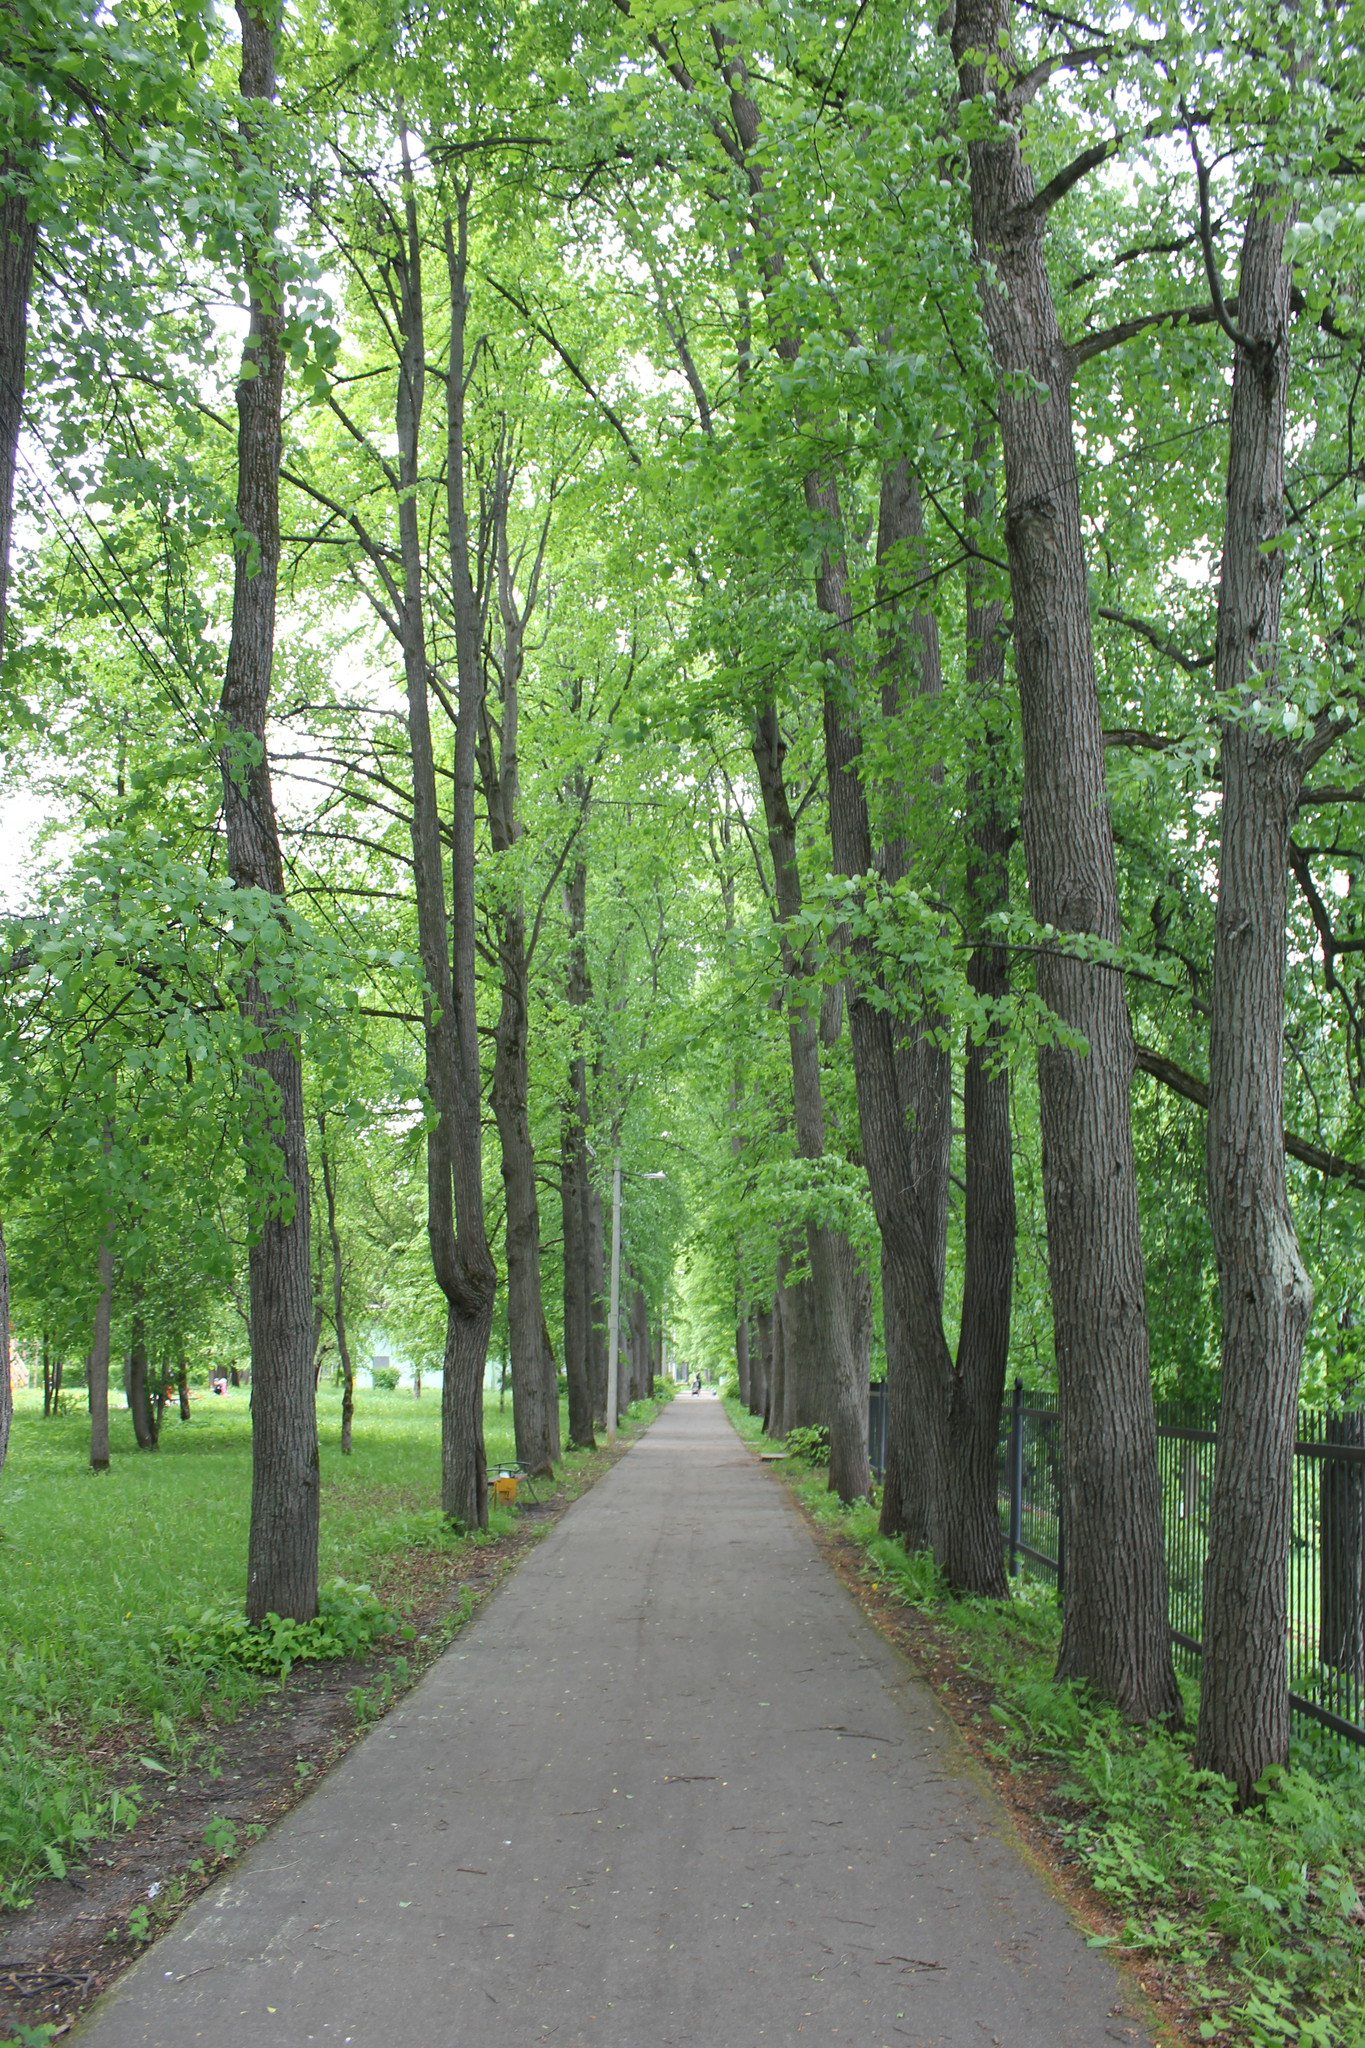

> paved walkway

[{"left": 73, "top": 1399, "right": 1150, "bottom": 2048}]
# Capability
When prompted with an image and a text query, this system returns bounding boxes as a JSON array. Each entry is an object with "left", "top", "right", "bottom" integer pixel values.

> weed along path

[{"left": 70, "top": 1399, "right": 1150, "bottom": 2048}]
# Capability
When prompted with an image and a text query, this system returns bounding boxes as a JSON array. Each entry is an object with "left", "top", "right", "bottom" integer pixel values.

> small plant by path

[{"left": 727, "top": 1399, "right": 1365, "bottom": 2048}]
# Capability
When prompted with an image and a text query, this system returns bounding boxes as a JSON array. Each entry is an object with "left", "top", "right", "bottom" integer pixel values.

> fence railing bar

[
  {"left": 1294, "top": 1440, "right": 1365, "bottom": 1465},
  {"left": 1016, "top": 1541, "right": 1058, "bottom": 1571},
  {"left": 1287, "top": 1690, "right": 1365, "bottom": 1741}
]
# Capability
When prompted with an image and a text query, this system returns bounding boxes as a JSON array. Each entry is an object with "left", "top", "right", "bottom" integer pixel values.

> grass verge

[
  {"left": 0, "top": 1384, "right": 659, "bottom": 1912},
  {"left": 725, "top": 1398, "right": 1365, "bottom": 2048}
]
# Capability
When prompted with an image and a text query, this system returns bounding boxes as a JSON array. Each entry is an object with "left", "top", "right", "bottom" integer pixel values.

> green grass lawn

[{"left": 0, "top": 1383, "right": 536, "bottom": 1905}]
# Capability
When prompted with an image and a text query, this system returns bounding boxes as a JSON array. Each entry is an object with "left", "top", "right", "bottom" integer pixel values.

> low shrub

[
  {"left": 165, "top": 1580, "right": 399, "bottom": 1681},
  {"left": 784, "top": 1423, "right": 830, "bottom": 1466}
]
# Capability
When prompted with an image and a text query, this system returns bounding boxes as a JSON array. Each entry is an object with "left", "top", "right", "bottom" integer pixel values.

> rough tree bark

[
  {"left": 127, "top": 1308, "right": 157, "bottom": 1451},
  {"left": 735, "top": 1298, "right": 750, "bottom": 1409},
  {"left": 751, "top": 1306, "right": 772, "bottom": 1422},
  {"left": 751, "top": 703, "right": 868, "bottom": 1498},
  {"left": 435, "top": 192, "right": 500, "bottom": 1524},
  {"left": 766, "top": 1251, "right": 791, "bottom": 1439},
  {"left": 307, "top": 155, "right": 493, "bottom": 1519},
  {"left": 952, "top": 0, "right": 1178, "bottom": 1715},
  {"left": 942, "top": 448, "right": 1015, "bottom": 1598},
  {"left": 854, "top": 459, "right": 956, "bottom": 1552},
  {"left": 1195, "top": 184, "right": 1320, "bottom": 1797},
  {"left": 0, "top": 157, "right": 35, "bottom": 1479},
  {"left": 629, "top": 1284, "right": 650, "bottom": 1404},
  {"left": 587, "top": 1177, "right": 608, "bottom": 1430},
  {"left": 0, "top": 161, "right": 35, "bottom": 665},
  {"left": 319, "top": 1124, "right": 355, "bottom": 1457},
  {"left": 340, "top": 131, "right": 492, "bottom": 1522},
  {"left": 479, "top": 470, "right": 558, "bottom": 1476},
  {"left": 88, "top": 1216, "right": 113, "bottom": 1472},
  {"left": 221, "top": 1, "right": 318, "bottom": 1624},
  {"left": 177, "top": 1354, "right": 191, "bottom": 1424},
  {"left": 560, "top": 856, "right": 596, "bottom": 1448},
  {"left": 1320, "top": 1412, "right": 1365, "bottom": 1695},
  {"left": 778, "top": 1274, "right": 820, "bottom": 1435}
]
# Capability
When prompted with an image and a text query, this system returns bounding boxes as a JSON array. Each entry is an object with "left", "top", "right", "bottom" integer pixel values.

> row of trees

[{"left": 6, "top": 0, "right": 1365, "bottom": 1801}]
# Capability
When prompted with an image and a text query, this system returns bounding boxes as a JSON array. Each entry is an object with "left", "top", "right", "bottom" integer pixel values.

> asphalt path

[{"left": 72, "top": 1396, "right": 1151, "bottom": 2048}]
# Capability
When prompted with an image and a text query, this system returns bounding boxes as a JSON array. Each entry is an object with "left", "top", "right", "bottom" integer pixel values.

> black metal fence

[{"left": 998, "top": 1382, "right": 1365, "bottom": 1749}]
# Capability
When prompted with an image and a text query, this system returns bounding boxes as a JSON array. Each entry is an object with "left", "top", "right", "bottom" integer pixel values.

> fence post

[{"left": 1008, "top": 1378, "right": 1023, "bottom": 1577}]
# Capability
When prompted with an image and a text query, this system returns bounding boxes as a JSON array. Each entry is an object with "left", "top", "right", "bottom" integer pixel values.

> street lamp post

[{"left": 606, "top": 1160, "right": 665, "bottom": 1443}]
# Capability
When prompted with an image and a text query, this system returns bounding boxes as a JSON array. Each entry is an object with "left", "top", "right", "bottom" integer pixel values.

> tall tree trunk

[
  {"left": 751, "top": 704, "right": 868, "bottom": 1498},
  {"left": 942, "top": 446, "right": 1016, "bottom": 1598},
  {"left": 540, "top": 1311, "right": 560, "bottom": 1438},
  {"left": 483, "top": 798, "right": 556, "bottom": 1470},
  {"left": 953, "top": 0, "right": 1178, "bottom": 1717},
  {"left": 877, "top": 462, "right": 952, "bottom": 1318},
  {"left": 798, "top": 454, "right": 956, "bottom": 1543},
  {"left": 698, "top": 40, "right": 871, "bottom": 1494},
  {"left": 222, "top": 2, "right": 318, "bottom": 1624},
  {"left": 319, "top": 1125, "right": 355, "bottom": 1457},
  {"left": 774, "top": 1273, "right": 812, "bottom": 1434},
  {"left": 127, "top": 1309, "right": 157, "bottom": 1450},
  {"left": 1195, "top": 189, "right": 1314, "bottom": 1798},
  {"left": 561, "top": 1116, "right": 595, "bottom": 1450},
  {"left": 850, "top": 459, "right": 956, "bottom": 1552},
  {"left": 1320, "top": 1411, "right": 1365, "bottom": 1694},
  {"left": 560, "top": 853, "right": 596, "bottom": 1448},
  {"left": 751, "top": 1307, "right": 771, "bottom": 1422},
  {"left": 765, "top": 1256, "right": 789, "bottom": 1436},
  {"left": 780, "top": 1273, "right": 824, "bottom": 1433},
  {"left": 492, "top": 937, "right": 557, "bottom": 1473},
  {"left": 0, "top": 166, "right": 36, "bottom": 664},
  {"left": 478, "top": 466, "right": 558, "bottom": 1475},
  {"left": 432, "top": 191, "right": 499, "bottom": 1523},
  {"left": 634, "top": 1288, "right": 651, "bottom": 1403},
  {"left": 177, "top": 1354, "right": 191, "bottom": 1423},
  {"left": 735, "top": 1298, "right": 750, "bottom": 1408},
  {"left": 89, "top": 1205, "right": 113, "bottom": 1471},
  {"left": 381, "top": 151, "right": 496, "bottom": 1528},
  {"left": 587, "top": 1178, "right": 608, "bottom": 1431}
]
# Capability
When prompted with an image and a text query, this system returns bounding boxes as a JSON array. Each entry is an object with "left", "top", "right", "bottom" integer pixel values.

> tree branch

[
  {"left": 1098, "top": 606, "right": 1214, "bottom": 673},
  {"left": 1299, "top": 782, "right": 1365, "bottom": 805},
  {"left": 1102, "top": 726, "right": 1186, "bottom": 750},
  {"left": 481, "top": 276, "right": 642, "bottom": 466},
  {"left": 1135, "top": 1044, "right": 1365, "bottom": 1190},
  {"left": 1018, "top": 138, "right": 1117, "bottom": 219},
  {"left": 1188, "top": 130, "right": 1257, "bottom": 355},
  {"left": 1070, "top": 300, "right": 1219, "bottom": 365}
]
